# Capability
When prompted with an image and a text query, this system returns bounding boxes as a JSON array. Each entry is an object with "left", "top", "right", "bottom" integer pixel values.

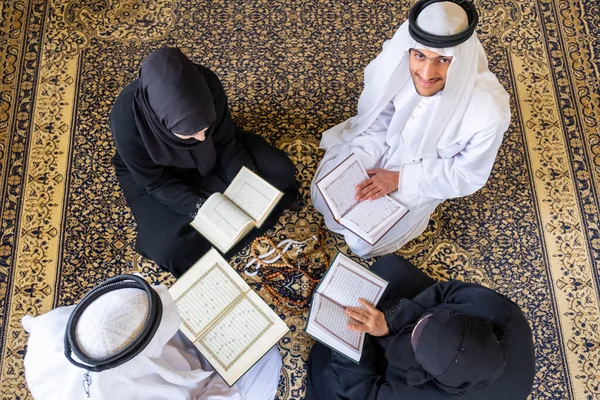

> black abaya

[
  {"left": 110, "top": 51, "right": 298, "bottom": 277},
  {"left": 306, "top": 255, "right": 535, "bottom": 400}
]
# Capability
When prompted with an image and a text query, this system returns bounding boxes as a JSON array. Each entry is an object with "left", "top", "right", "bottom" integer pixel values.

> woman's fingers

[
  {"left": 358, "top": 299, "right": 377, "bottom": 311},
  {"left": 348, "top": 320, "right": 369, "bottom": 332},
  {"left": 345, "top": 307, "right": 369, "bottom": 322}
]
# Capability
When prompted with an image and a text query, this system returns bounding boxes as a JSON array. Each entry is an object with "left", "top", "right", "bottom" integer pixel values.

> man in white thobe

[
  {"left": 22, "top": 278, "right": 282, "bottom": 400},
  {"left": 311, "top": 0, "right": 510, "bottom": 258}
]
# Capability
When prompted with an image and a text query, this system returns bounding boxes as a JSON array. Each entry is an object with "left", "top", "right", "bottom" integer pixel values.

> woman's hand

[{"left": 345, "top": 299, "right": 389, "bottom": 337}]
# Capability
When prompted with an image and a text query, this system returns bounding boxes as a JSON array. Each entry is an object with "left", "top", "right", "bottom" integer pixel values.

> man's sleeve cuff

[{"left": 399, "top": 162, "right": 424, "bottom": 195}]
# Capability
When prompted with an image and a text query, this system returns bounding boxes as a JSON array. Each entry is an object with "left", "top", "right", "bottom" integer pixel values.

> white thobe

[
  {"left": 22, "top": 289, "right": 282, "bottom": 400},
  {"left": 311, "top": 86, "right": 506, "bottom": 257}
]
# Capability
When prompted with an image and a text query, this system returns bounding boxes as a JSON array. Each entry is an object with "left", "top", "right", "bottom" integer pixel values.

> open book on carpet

[{"left": 169, "top": 248, "right": 289, "bottom": 385}]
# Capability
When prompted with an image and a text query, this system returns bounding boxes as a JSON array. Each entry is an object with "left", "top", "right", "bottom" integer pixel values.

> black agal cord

[
  {"left": 64, "top": 275, "right": 163, "bottom": 373},
  {"left": 408, "top": 0, "right": 479, "bottom": 48}
]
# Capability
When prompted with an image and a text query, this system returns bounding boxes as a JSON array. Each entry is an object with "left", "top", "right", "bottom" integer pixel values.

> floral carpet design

[{"left": 0, "top": 1, "right": 599, "bottom": 399}]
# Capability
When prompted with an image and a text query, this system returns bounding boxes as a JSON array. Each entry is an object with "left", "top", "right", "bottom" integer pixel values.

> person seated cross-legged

[
  {"left": 22, "top": 275, "right": 282, "bottom": 400},
  {"left": 110, "top": 47, "right": 298, "bottom": 277},
  {"left": 305, "top": 255, "right": 535, "bottom": 400},
  {"left": 311, "top": 0, "right": 510, "bottom": 258}
]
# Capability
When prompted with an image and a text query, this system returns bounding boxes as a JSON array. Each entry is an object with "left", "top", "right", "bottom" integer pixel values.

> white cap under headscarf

[
  {"left": 22, "top": 285, "right": 227, "bottom": 400},
  {"left": 74, "top": 288, "right": 149, "bottom": 359},
  {"left": 320, "top": 1, "right": 510, "bottom": 159},
  {"left": 416, "top": 1, "right": 468, "bottom": 37}
]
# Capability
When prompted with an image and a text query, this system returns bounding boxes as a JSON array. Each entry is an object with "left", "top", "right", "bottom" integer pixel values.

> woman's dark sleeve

[
  {"left": 329, "top": 337, "right": 389, "bottom": 400},
  {"left": 330, "top": 337, "right": 455, "bottom": 400},
  {"left": 328, "top": 282, "right": 505, "bottom": 400},
  {"left": 111, "top": 117, "right": 204, "bottom": 218},
  {"left": 379, "top": 281, "right": 505, "bottom": 338},
  {"left": 197, "top": 65, "right": 257, "bottom": 180},
  {"left": 413, "top": 281, "right": 509, "bottom": 315}
]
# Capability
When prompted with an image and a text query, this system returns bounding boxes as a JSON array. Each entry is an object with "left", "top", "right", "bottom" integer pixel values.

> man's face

[
  {"left": 173, "top": 127, "right": 208, "bottom": 142},
  {"left": 409, "top": 48, "right": 453, "bottom": 97}
]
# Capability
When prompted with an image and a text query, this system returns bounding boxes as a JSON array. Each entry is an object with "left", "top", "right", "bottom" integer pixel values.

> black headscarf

[
  {"left": 133, "top": 47, "right": 218, "bottom": 175},
  {"left": 406, "top": 311, "right": 507, "bottom": 393}
]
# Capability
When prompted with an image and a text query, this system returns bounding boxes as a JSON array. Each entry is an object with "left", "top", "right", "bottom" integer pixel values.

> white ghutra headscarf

[{"left": 321, "top": 1, "right": 510, "bottom": 160}]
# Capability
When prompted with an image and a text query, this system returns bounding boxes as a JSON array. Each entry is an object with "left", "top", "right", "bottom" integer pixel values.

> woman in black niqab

[
  {"left": 110, "top": 47, "right": 298, "bottom": 277},
  {"left": 305, "top": 255, "right": 535, "bottom": 400},
  {"left": 133, "top": 48, "right": 217, "bottom": 174}
]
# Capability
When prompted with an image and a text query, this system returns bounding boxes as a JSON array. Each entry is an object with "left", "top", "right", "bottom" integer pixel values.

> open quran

[
  {"left": 305, "top": 253, "right": 388, "bottom": 362},
  {"left": 191, "top": 167, "right": 283, "bottom": 253},
  {"left": 169, "top": 248, "right": 289, "bottom": 385},
  {"left": 316, "top": 153, "right": 409, "bottom": 245}
]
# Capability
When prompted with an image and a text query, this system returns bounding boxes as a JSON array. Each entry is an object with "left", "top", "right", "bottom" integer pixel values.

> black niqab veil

[
  {"left": 399, "top": 310, "right": 507, "bottom": 394},
  {"left": 133, "top": 47, "right": 218, "bottom": 175}
]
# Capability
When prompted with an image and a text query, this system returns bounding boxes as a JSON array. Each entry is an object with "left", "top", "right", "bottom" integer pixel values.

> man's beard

[{"left": 412, "top": 76, "right": 445, "bottom": 97}]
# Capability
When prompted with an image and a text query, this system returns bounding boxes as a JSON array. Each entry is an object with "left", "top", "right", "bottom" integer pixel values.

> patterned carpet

[{"left": 1, "top": 0, "right": 599, "bottom": 399}]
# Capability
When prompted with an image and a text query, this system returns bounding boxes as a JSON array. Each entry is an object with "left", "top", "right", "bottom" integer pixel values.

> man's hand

[
  {"left": 355, "top": 169, "right": 399, "bottom": 201},
  {"left": 345, "top": 299, "right": 389, "bottom": 337}
]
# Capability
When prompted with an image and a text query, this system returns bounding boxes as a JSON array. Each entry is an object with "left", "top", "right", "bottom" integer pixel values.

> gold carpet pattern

[{"left": 1, "top": 1, "right": 599, "bottom": 399}]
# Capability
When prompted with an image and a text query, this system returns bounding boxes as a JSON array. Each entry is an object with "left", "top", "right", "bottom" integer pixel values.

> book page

[
  {"left": 319, "top": 253, "right": 388, "bottom": 307},
  {"left": 321, "top": 160, "right": 365, "bottom": 216},
  {"left": 192, "top": 193, "right": 254, "bottom": 250},
  {"left": 170, "top": 250, "right": 249, "bottom": 334},
  {"left": 197, "top": 290, "right": 288, "bottom": 386},
  {"left": 199, "top": 297, "right": 274, "bottom": 370},
  {"left": 305, "top": 303, "right": 361, "bottom": 362},
  {"left": 341, "top": 196, "right": 408, "bottom": 244},
  {"left": 169, "top": 249, "right": 289, "bottom": 386},
  {"left": 313, "top": 294, "right": 361, "bottom": 350},
  {"left": 224, "top": 167, "right": 283, "bottom": 226},
  {"left": 342, "top": 196, "right": 402, "bottom": 234},
  {"left": 316, "top": 154, "right": 409, "bottom": 245},
  {"left": 176, "top": 263, "right": 246, "bottom": 335},
  {"left": 305, "top": 253, "right": 388, "bottom": 362},
  {"left": 321, "top": 262, "right": 382, "bottom": 307},
  {"left": 316, "top": 154, "right": 367, "bottom": 218}
]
